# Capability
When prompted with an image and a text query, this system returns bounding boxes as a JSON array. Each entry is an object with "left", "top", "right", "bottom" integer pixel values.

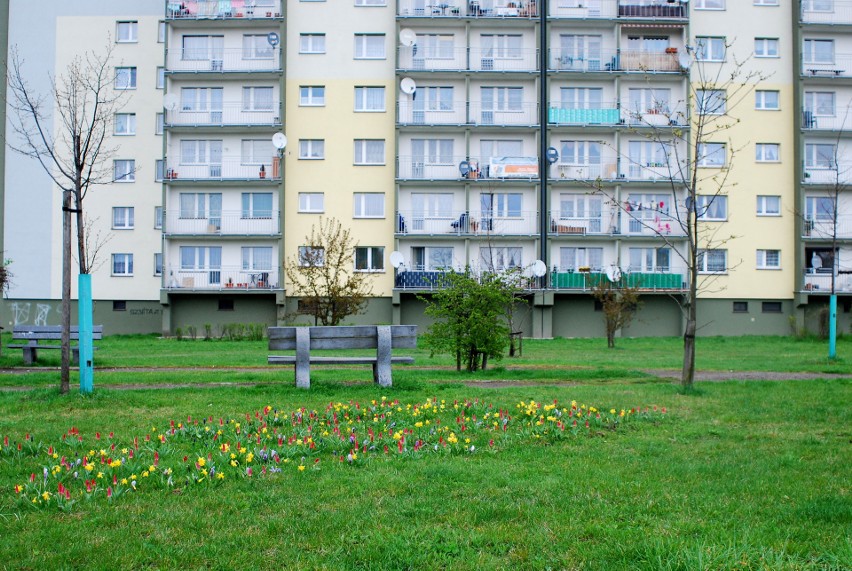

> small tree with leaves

[
  {"left": 285, "top": 217, "right": 373, "bottom": 326},
  {"left": 590, "top": 275, "right": 641, "bottom": 349}
]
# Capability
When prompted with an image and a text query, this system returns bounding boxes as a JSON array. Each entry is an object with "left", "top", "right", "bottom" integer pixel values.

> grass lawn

[{"left": 0, "top": 335, "right": 849, "bottom": 569}]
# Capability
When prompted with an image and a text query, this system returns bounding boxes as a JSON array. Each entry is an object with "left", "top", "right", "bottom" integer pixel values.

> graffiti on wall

[{"left": 9, "top": 302, "right": 60, "bottom": 326}]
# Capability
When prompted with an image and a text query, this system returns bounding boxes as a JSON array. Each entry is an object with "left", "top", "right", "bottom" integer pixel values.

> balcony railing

[
  {"left": 394, "top": 269, "right": 540, "bottom": 290},
  {"left": 395, "top": 1, "right": 687, "bottom": 20},
  {"left": 802, "top": 161, "right": 852, "bottom": 184},
  {"left": 803, "top": 270, "right": 852, "bottom": 293},
  {"left": 165, "top": 266, "right": 280, "bottom": 290},
  {"left": 164, "top": 157, "right": 280, "bottom": 181},
  {"left": 165, "top": 102, "right": 281, "bottom": 127},
  {"left": 397, "top": 155, "right": 540, "bottom": 180},
  {"left": 802, "top": 55, "right": 852, "bottom": 79},
  {"left": 396, "top": 100, "right": 539, "bottom": 126},
  {"left": 617, "top": 1, "right": 686, "bottom": 19},
  {"left": 164, "top": 210, "right": 280, "bottom": 236},
  {"left": 802, "top": 108, "right": 852, "bottom": 131},
  {"left": 167, "top": 0, "right": 282, "bottom": 19},
  {"left": 802, "top": 216, "right": 852, "bottom": 239},
  {"left": 398, "top": 47, "right": 539, "bottom": 73},
  {"left": 396, "top": 210, "right": 539, "bottom": 235},
  {"left": 550, "top": 269, "right": 686, "bottom": 291},
  {"left": 548, "top": 104, "right": 621, "bottom": 125},
  {"left": 551, "top": 157, "right": 618, "bottom": 181},
  {"left": 397, "top": 1, "right": 539, "bottom": 17},
  {"left": 165, "top": 48, "right": 282, "bottom": 73},
  {"left": 621, "top": 104, "right": 688, "bottom": 127},
  {"left": 801, "top": 1, "right": 852, "bottom": 25}
]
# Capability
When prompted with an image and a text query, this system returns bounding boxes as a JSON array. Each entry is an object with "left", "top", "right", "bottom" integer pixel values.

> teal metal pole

[
  {"left": 829, "top": 294, "right": 837, "bottom": 359},
  {"left": 78, "top": 273, "right": 94, "bottom": 393}
]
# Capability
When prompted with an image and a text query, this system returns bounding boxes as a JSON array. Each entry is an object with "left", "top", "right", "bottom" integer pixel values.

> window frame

[
  {"left": 695, "top": 37, "right": 726, "bottom": 62},
  {"left": 112, "top": 253, "right": 134, "bottom": 276},
  {"left": 755, "top": 90, "right": 780, "bottom": 111},
  {"left": 299, "top": 86, "right": 325, "bottom": 107},
  {"left": 353, "top": 192, "right": 385, "bottom": 218},
  {"left": 298, "top": 192, "right": 325, "bottom": 213},
  {"left": 756, "top": 195, "right": 781, "bottom": 217},
  {"left": 354, "top": 246, "right": 385, "bottom": 272},
  {"left": 354, "top": 86, "right": 386, "bottom": 112},
  {"left": 697, "top": 143, "right": 727, "bottom": 167},
  {"left": 114, "top": 67, "right": 137, "bottom": 90},
  {"left": 696, "top": 195, "right": 727, "bottom": 221},
  {"left": 112, "top": 207, "right": 135, "bottom": 230},
  {"left": 116, "top": 21, "right": 138, "bottom": 43},
  {"left": 114, "top": 113, "right": 137, "bottom": 136},
  {"left": 298, "top": 139, "right": 325, "bottom": 160},
  {"left": 114, "top": 159, "right": 136, "bottom": 182},
  {"left": 695, "top": 0, "right": 725, "bottom": 9},
  {"left": 755, "top": 143, "right": 781, "bottom": 163},
  {"left": 354, "top": 139, "right": 386, "bottom": 165},
  {"left": 754, "top": 38, "right": 780, "bottom": 58},
  {"left": 154, "top": 253, "right": 163, "bottom": 277},
  {"left": 354, "top": 33, "right": 386, "bottom": 60},
  {"left": 298, "top": 246, "right": 325, "bottom": 267},
  {"left": 756, "top": 249, "right": 781, "bottom": 270},
  {"left": 299, "top": 34, "right": 326, "bottom": 54},
  {"left": 697, "top": 249, "right": 728, "bottom": 274}
]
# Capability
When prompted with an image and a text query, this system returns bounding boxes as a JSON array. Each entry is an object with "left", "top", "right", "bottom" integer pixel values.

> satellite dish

[
  {"left": 458, "top": 160, "right": 470, "bottom": 176},
  {"left": 531, "top": 260, "right": 547, "bottom": 278},
  {"left": 390, "top": 251, "right": 405, "bottom": 269},
  {"left": 545, "top": 147, "right": 559, "bottom": 165},
  {"left": 163, "top": 94, "right": 179, "bottom": 111},
  {"left": 399, "top": 28, "right": 416, "bottom": 47},
  {"left": 678, "top": 53, "right": 692, "bottom": 70},
  {"left": 606, "top": 265, "right": 622, "bottom": 283},
  {"left": 272, "top": 132, "right": 287, "bottom": 150},
  {"left": 267, "top": 32, "right": 280, "bottom": 47},
  {"left": 400, "top": 77, "right": 416, "bottom": 95}
]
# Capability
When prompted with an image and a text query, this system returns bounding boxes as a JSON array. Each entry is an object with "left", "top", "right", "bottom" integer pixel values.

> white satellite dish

[
  {"left": 163, "top": 94, "right": 179, "bottom": 111},
  {"left": 400, "top": 77, "right": 416, "bottom": 95},
  {"left": 606, "top": 265, "right": 622, "bottom": 283},
  {"left": 399, "top": 28, "right": 416, "bottom": 47},
  {"left": 389, "top": 251, "right": 405, "bottom": 269},
  {"left": 678, "top": 53, "right": 692, "bottom": 70},
  {"left": 272, "top": 132, "right": 287, "bottom": 150},
  {"left": 531, "top": 260, "right": 547, "bottom": 278}
]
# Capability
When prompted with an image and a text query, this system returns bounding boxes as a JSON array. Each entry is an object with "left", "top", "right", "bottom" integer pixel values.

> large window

[
  {"left": 696, "top": 195, "right": 727, "bottom": 220},
  {"left": 112, "top": 254, "right": 134, "bottom": 276},
  {"left": 481, "top": 87, "right": 523, "bottom": 112},
  {"left": 115, "top": 113, "right": 136, "bottom": 135},
  {"left": 416, "top": 34, "right": 454, "bottom": 59},
  {"left": 479, "top": 246, "right": 522, "bottom": 271},
  {"left": 116, "top": 21, "right": 138, "bottom": 43},
  {"left": 354, "top": 139, "right": 385, "bottom": 164},
  {"left": 695, "top": 37, "right": 725, "bottom": 61},
  {"left": 298, "top": 193, "right": 324, "bottom": 213},
  {"left": 697, "top": 249, "right": 727, "bottom": 273},
  {"left": 756, "top": 249, "right": 781, "bottom": 269},
  {"left": 560, "top": 140, "right": 601, "bottom": 165},
  {"left": 242, "top": 87, "right": 274, "bottom": 111},
  {"left": 560, "top": 247, "right": 603, "bottom": 272},
  {"left": 354, "top": 193, "right": 385, "bottom": 218},
  {"left": 179, "top": 193, "right": 222, "bottom": 219},
  {"left": 181, "top": 35, "right": 224, "bottom": 61},
  {"left": 755, "top": 38, "right": 780, "bottom": 58},
  {"left": 412, "top": 139, "right": 454, "bottom": 165},
  {"left": 805, "top": 143, "right": 836, "bottom": 168},
  {"left": 756, "top": 195, "right": 781, "bottom": 216},
  {"left": 180, "top": 140, "right": 222, "bottom": 165},
  {"left": 482, "top": 34, "right": 523, "bottom": 59},
  {"left": 411, "top": 246, "right": 454, "bottom": 271},
  {"left": 114, "top": 160, "right": 135, "bottom": 182},
  {"left": 629, "top": 248, "right": 671, "bottom": 272},
  {"left": 241, "top": 247, "right": 273, "bottom": 271},
  {"left": 629, "top": 88, "right": 672, "bottom": 115},
  {"left": 112, "top": 207, "right": 135, "bottom": 229},
  {"left": 803, "top": 39, "right": 834, "bottom": 63},
  {"left": 560, "top": 87, "right": 603, "bottom": 110},
  {"left": 180, "top": 247, "right": 222, "bottom": 284},
  {"left": 114, "top": 67, "right": 136, "bottom": 90},
  {"left": 300, "top": 86, "right": 325, "bottom": 106},
  {"left": 242, "top": 139, "right": 274, "bottom": 164},
  {"left": 241, "top": 193, "right": 273, "bottom": 218},
  {"left": 481, "top": 193, "right": 522, "bottom": 218},
  {"left": 805, "top": 196, "right": 835, "bottom": 221},
  {"left": 181, "top": 87, "right": 223, "bottom": 111},
  {"left": 805, "top": 91, "right": 835, "bottom": 116},
  {"left": 242, "top": 35, "right": 274, "bottom": 59},
  {"left": 354, "top": 34, "right": 385, "bottom": 59},
  {"left": 803, "top": 0, "right": 834, "bottom": 10},
  {"left": 300, "top": 34, "right": 326, "bottom": 54},
  {"left": 299, "top": 139, "right": 325, "bottom": 160},
  {"left": 355, "top": 247, "right": 384, "bottom": 272},
  {"left": 697, "top": 143, "right": 726, "bottom": 167},
  {"left": 354, "top": 86, "right": 385, "bottom": 111}
]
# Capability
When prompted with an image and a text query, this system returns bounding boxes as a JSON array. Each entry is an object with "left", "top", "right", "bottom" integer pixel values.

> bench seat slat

[{"left": 268, "top": 356, "right": 414, "bottom": 365}]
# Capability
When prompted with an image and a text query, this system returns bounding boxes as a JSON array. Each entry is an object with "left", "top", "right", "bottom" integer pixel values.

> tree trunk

[
  {"left": 682, "top": 312, "right": 696, "bottom": 390},
  {"left": 60, "top": 191, "right": 72, "bottom": 394}
]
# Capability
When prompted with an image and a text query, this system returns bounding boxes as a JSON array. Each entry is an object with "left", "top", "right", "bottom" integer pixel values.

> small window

[
  {"left": 298, "top": 299, "right": 318, "bottom": 314},
  {"left": 113, "top": 300, "right": 127, "bottom": 311},
  {"left": 300, "top": 34, "right": 326, "bottom": 54},
  {"left": 695, "top": 0, "right": 725, "bottom": 8},
  {"left": 756, "top": 143, "right": 780, "bottom": 162},
  {"left": 755, "top": 90, "right": 780, "bottom": 110},
  {"left": 354, "top": 193, "right": 385, "bottom": 218},
  {"left": 354, "top": 34, "right": 386, "bottom": 59},
  {"left": 218, "top": 299, "right": 235, "bottom": 311},
  {"left": 756, "top": 195, "right": 780, "bottom": 216},
  {"left": 698, "top": 249, "right": 727, "bottom": 273},
  {"left": 114, "top": 160, "right": 135, "bottom": 182},
  {"left": 298, "top": 192, "right": 324, "bottom": 213},
  {"left": 754, "top": 0, "right": 778, "bottom": 5},
  {"left": 155, "top": 159, "right": 165, "bottom": 182},
  {"left": 697, "top": 143, "right": 726, "bottom": 167},
  {"left": 354, "top": 139, "right": 385, "bottom": 165},
  {"left": 733, "top": 301, "right": 748, "bottom": 313},
  {"left": 116, "top": 21, "right": 138, "bottom": 43},
  {"left": 695, "top": 37, "right": 725, "bottom": 62},
  {"left": 354, "top": 86, "right": 385, "bottom": 112},
  {"left": 156, "top": 67, "right": 165, "bottom": 89},
  {"left": 115, "top": 113, "right": 136, "bottom": 135},
  {"left": 115, "top": 67, "right": 137, "bottom": 89},
  {"left": 757, "top": 249, "right": 781, "bottom": 269},
  {"left": 355, "top": 0, "right": 386, "bottom": 5},
  {"left": 593, "top": 299, "right": 604, "bottom": 312},
  {"left": 154, "top": 206, "right": 163, "bottom": 229},
  {"left": 762, "top": 301, "right": 783, "bottom": 313},
  {"left": 300, "top": 86, "right": 325, "bottom": 106},
  {"left": 299, "top": 246, "right": 325, "bottom": 266},
  {"left": 112, "top": 254, "right": 134, "bottom": 276},
  {"left": 355, "top": 246, "right": 384, "bottom": 272},
  {"left": 755, "top": 38, "right": 779, "bottom": 58},
  {"left": 156, "top": 113, "right": 164, "bottom": 135},
  {"left": 154, "top": 253, "right": 163, "bottom": 276},
  {"left": 299, "top": 139, "right": 325, "bottom": 160},
  {"left": 158, "top": 21, "right": 166, "bottom": 43},
  {"left": 697, "top": 89, "right": 726, "bottom": 115},
  {"left": 112, "top": 207, "right": 135, "bottom": 229},
  {"left": 696, "top": 195, "right": 727, "bottom": 221}
]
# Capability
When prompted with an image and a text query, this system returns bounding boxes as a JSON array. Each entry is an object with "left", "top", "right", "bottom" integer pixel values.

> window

[
  {"left": 179, "top": 193, "right": 222, "bottom": 219},
  {"left": 242, "top": 87, "right": 274, "bottom": 111},
  {"left": 481, "top": 87, "right": 523, "bottom": 112},
  {"left": 804, "top": 0, "right": 834, "bottom": 10},
  {"left": 754, "top": 0, "right": 778, "bottom": 4},
  {"left": 757, "top": 249, "right": 781, "bottom": 269},
  {"left": 560, "top": 140, "right": 601, "bottom": 166},
  {"left": 733, "top": 301, "right": 749, "bottom": 313},
  {"left": 299, "top": 193, "right": 325, "bottom": 213},
  {"left": 560, "top": 247, "right": 603, "bottom": 272},
  {"left": 115, "top": 113, "right": 136, "bottom": 135},
  {"left": 299, "top": 139, "right": 325, "bottom": 160},
  {"left": 626, "top": 34, "right": 669, "bottom": 54},
  {"left": 158, "top": 21, "right": 166, "bottom": 43},
  {"left": 412, "top": 246, "right": 454, "bottom": 271},
  {"left": 805, "top": 91, "right": 835, "bottom": 116},
  {"left": 219, "top": 299, "right": 235, "bottom": 312},
  {"left": 115, "top": 67, "right": 137, "bottom": 89},
  {"left": 180, "top": 87, "right": 223, "bottom": 111},
  {"left": 695, "top": 0, "right": 725, "bottom": 8},
  {"left": 756, "top": 195, "right": 781, "bottom": 216},
  {"left": 413, "top": 139, "right": 454, "bottom": 165},
  {"left": 755, "top": 90, "right": 780, "bottom": 110},
  {"left": 354, "top": 34, "right": 385, "bottom": 59},
  {"left": 112, "top": 207, "right": 134, "bottom": 229},
  {"left": 241, "top": 193, "right": 273, "bottom": 218},
  {"left": 156, "top": 113, "right": 164, "bottom": 135},
  {"left": 354, "top": 87, "right": 385, "bottom": 111},
  {"left": 241, "top": 139, "right": 274, "bottom": 165},
  {"left": 112, "top": 254, "right": 134, "bottom": 276},
  {"left": 156, "top": 67, "right": 165, "bottom": 89},
  {"left": 113, "top": 300, "right": 127, "bottom": 311},
  {"left": 298, "top": 246, "right": 325, "bottom": 266},
  {"left": 354, "top": 193, "right": 385, "bottom": 218},
  {"left": 806, "top": 143, "right": 836, "bottom": 168},
  {"left": 300, "top": 86, "right": 325, "bottom": 106},
  {"left": 697, "top": 143, "right": 726, "bottom": 167},
  {"left": 416, "top": 34, "right": 455, "bottom": 59},
  {"left": 482, "top": 34, "right": 523, "bottom": 59},
  {"left": 755, "top": 38, "right": 780, "bottom": 58},
  {"left": 697, "top": 89, "right": 726, "bottom": 115},
  {"left": 180, "top": 139, "right": 223, "bottom": 165},
  {"left": 627, "top": 88, "right": 671, "bottom": 116},
  {"left": 243, "top": 35, "right": 274, "bottom": 59},
  {"left": 354, "top": 139, "right": 385, "bottom": 165},
  {"left": 154, "top": 253, "right": 163, "bottom": 276},
  {"left": 696, "top": 195, "right": 727, "bottom": 221},
  {"left": 481, "top": 193, "right": 522, "bottom": 218},
  {"left": 697, "top": 249, "right": 727, "bottom": 273},
  {"left": 756, "top": 143, "right": 780, "bottom": 162},
  {"left": 803, "top": 39, "right": 833, "bottom": 63},
  {"left": 561, "top": 87, "right": 603, "bottom": 110},
  {"left": 180, "top": 247, "right": 222, "bottom": 284},
  {"left": 479, "top": 246, "right": 522, "bottom": 271},
  {"left": 241, "top": 247, "right": 273, "bottom": 271},
  {"left": 695, "top": 37, "right": 725, "bottom": 62},
  {"left": 762, "top": 301, "right": 783, "bottom": 313},
  {"left": 355, "top": 247, "right": 384, "bottom": 272},
  {"left": 805, "top": 196, "right": 834, "bottom": 221},
  {"left": 181, "top": 35, "right": 224, "bottom": 61},
  {"left": 300, "top": 34, "right": 326, "bottom": 54},
  {"left": 116, "top": 21, "right": 137, "bottom": 43},
  {"left": 628, "top": 247, "right": 671, "bottom": 272},
  {"left": 114, "top": 160, "right": 135, "bottom": 182},
  {"left": 154, "top": 206, "right": 163, "bottom": 229},
  {"left": 355, "top": 0, "right": 386, "bottom": 5},
  {"left": 155, "top": 159, "right": 165, "bottom": 181}
]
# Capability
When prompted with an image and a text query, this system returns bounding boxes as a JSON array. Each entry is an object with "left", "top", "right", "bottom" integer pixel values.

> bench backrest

[
  {"left": 12, "top": 325, "right": 104, "bottom": 341},
  {"left": 268, "top": 325, "right": 417, "bottom": 351}
]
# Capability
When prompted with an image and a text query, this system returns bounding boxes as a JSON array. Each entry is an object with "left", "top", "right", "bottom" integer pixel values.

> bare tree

[
  {"left": 590, "top": 273, "right": 641, "bottom": 349},
  {"left": 6, "top": 41, "right": 127, "bottom": 393},
  {"left": 590, "top": 42, "right": 766, "bottom": 389},
  {"left": 285, "top": 217, "right": 374, "bottom": 326}
]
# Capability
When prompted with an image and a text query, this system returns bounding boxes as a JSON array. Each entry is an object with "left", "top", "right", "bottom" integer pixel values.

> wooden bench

[
  {"left": 267, "top": 325, "right": 417, "bottom": 388},
  {"left": 8, "top": 325, "right": 103, "bottom": 365}
]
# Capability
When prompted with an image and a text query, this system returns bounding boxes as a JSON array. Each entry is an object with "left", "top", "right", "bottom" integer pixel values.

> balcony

[
  {"left": 164, "top": 157, "right": 280, "bottom": 181},
  {"left": 394, "top": 269, "right": 539, "bottom": 290},
  {"left": 165, "top": 48, "right": 282, "bottom": 74},
  {"left": 617, "top": 1, "right": 686, "bottom": 19},
  {"left": 167, "top": 0, "right": 282, "bottom": 19},
  {"left": 621, "top": 104, "right": 687, "bottom": 127},
  {"left": 801, "top": 1, "right": 852, "bottom": 25},
  {"left": 551, "top": 159, "right": 619, "bottom": 181},
  {"left": 397, "top": 155, "right": 539, "bottom": 180},
  {"left": 165, "top": 266, "right": 280, "bottom": 290},
  {"left": 802, "top": 216, "right": 852, "bottom": 239},
  {"left": 397, "top": 46, "right": 539, "bottom": 73},
  {"left": 398, "top": 1, "right": 539, "bottom": 17},
  {"left": 801, "top": 55, "right": 852, "bottom": 79},
  {"left": 802, "top": 162, "right": 852, "bottom": 185},
  {"left": 165, "top": 102, "right": 281, "bottom": 128},
  {"left": 549, "top": 49, "right": 620, "bottom": 73},
  {"left": 164, "top": 210, "right": 280, "bottom": 236},
  {"left": 550, "top": 269, "right": 686, "bottom": 291},
  {"left": 803, "top": 270, "right": 852, "bottom": 293},
  {"left": 396, "top": 210, "right": 539, "bottom": 235},
  {"left": 802, "top": 109, "right": 852, "bottom": 131},
  {"left": 548, "top": 105, "right": 620, "bottom": 126},
  {"left": 622, "top": 160, "right": 685, "bottom": 182},
  {"left": 396, "top": 100, "right": 538, "bottom": 126}
]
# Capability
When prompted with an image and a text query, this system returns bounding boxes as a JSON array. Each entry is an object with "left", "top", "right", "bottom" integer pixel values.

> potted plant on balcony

[
  {"left": 259, "top": 165, "right": 266, "bottom": 179},
  {"left": 226, "top": 277, "right": 234, "bottom": 288}
]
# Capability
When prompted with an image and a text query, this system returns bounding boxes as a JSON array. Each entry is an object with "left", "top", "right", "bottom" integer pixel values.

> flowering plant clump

[{"left": 3, "top": 398, "right": 666, "bottom": 510}]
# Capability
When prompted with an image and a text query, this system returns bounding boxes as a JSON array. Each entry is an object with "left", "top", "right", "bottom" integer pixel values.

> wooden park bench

[
  {"left": 267, "top": 325, "right": 417, "bottom": 388},
  {"left": 8, "top": 325, "right": 103, "bottom": 365}
]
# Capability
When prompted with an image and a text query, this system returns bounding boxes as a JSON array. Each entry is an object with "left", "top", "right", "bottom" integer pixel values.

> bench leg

[
  {"left": 295, "top": 327, "right": 311, "bottom": 389},
  {"left": 71, "top": 348, "right": 80, "bottom": 366},
  {"left": 375, "top": 325, "right": 393, "bottom": 388},
  {"left": 22, "top": 346, "right": 36, "bottom": 365}
]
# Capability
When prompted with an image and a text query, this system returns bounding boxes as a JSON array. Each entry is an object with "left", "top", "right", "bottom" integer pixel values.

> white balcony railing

[
  {"left": 396, "top": 100, "right": 539, "bottom": 126},
  {"left": 802, "top": 162, "right": 852, "bottom": 185},
  {"left": 397, "top": 1, "right": 539, "bottom": 17},
  {"left": 551, "top": 157, "right": 619, "bottom": 181},
  {"left": 396, "top": 210, "right": 539, "bottom": 235},
  {"left": 621, "top": 103, "right": 688, "bottom": 127},
  {"left": 802, "top": 54, "right": 852, "bottom": 79},
  {"left": 802, "top": 108, "right": 852, "bottom": 131},
  {"left": 165, "top": 102, "right": 281, "bottom": 127},
  {"left": 802, "top": 215, "right": 852, "bottom": 239},
  {"left": 167, "top": 0, "right": 282, "bottom": 19},
  {"left": 801, "top": 1, "right": 852, "bottom": 25},
  {"left": 164, "top": 210, "right": 280, "bottom": 236},
  {"left": 397, "top": 47, "right": 539, "bottom": 72},
  {"left": 165, "top": 266, "right": 280, "bottom": 290},
  {"left": 395, "top": 1, "right": 687, "bottom": 20},
  {"left": 397, "top": 155, "right": 540, "bottom": 180},
  {"left": 164, "top": 157, "right": 280, "bottom": 181},
  {"left": 165, "top": 48, "right": 282, "bottom": 73},
  {"left": 803, "top": 271, "right": 852, "bottom": 293},
  {"left": 548, "top": 104, "right": 620, "bottom": 125},
  {"left": 549, "top": 49, "right": 620, "bottom": 72}
]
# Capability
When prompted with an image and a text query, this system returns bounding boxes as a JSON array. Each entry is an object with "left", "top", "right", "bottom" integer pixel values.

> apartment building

[{"left": 0, "top": 1, "right": 841, "bottom": 338}]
